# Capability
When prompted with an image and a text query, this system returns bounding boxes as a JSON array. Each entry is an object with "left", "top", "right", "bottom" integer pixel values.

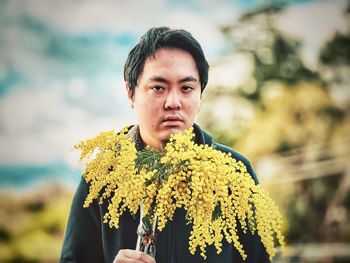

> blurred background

[{"left": 0, "top": 0, "right": 349, "bottom": 262}]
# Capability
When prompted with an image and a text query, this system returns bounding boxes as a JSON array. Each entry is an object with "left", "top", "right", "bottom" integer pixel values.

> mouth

[{"left": 162, "top": 116, "right": 183, "bottom": 127}]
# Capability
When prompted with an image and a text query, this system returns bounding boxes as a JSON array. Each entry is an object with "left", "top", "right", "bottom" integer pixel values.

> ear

[{"left": 125, "top": 82, "right": 134, "bottom": 103}]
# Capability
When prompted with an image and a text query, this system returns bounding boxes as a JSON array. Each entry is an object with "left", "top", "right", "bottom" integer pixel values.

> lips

[
  {"left": 164, "top": 115, "right": 182, "bottom": 121},
  {"left": 162, "top": 115, "right": 183, "bottom": 126}
]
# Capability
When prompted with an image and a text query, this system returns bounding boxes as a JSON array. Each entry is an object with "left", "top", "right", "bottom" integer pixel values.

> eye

[
  {"left": 182, "top": 86, "right": 194, "bottom": 92},
  {"left": 152, "top": 85, "right": 165, "bottom": 92}
]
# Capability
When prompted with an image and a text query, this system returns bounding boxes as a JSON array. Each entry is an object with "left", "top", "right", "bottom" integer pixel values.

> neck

[
  {"left": 137, "top": 127, "right": 165, "bottom": 151},
  {"left": 142, "top": 136, "right": 165, "bottom": 151}
]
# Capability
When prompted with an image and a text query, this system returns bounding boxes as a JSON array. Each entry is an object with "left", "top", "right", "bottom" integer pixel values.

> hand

[{"left": 113, "top": 249, "right": 156, "bottom": 263}]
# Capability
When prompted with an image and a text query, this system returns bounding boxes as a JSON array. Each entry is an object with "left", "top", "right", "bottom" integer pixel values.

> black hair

[{"left": 124, "top": 26, "right": 209, "bottom": 94}]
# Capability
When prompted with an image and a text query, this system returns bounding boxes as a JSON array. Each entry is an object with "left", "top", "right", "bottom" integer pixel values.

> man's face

[{"left": 127, "top": 47, "right": 202, "bottom": 150}]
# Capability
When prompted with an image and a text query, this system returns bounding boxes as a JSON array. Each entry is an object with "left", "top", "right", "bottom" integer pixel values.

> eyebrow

[{"left": 149, "top": 76, "right": 198, "bottom": 84}]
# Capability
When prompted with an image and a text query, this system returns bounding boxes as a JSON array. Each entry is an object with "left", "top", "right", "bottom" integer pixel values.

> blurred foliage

[
  {"left": 321, "top": 34, "right": 350, "bottom": 64},
  {"left": 236, "top": 82, "right": 345, "bottom": 156},
  {"left": 252, "top": 35, "right": 319, "bottom": 99},
  {"left": 222, "top": 6, "right": 320, "bottom": 104},
  {"left": 199, "top": 2, "right": 350, "bottom": 261},
  {"left": 0, "top": 184, "right": 72, "bottom": 263}
]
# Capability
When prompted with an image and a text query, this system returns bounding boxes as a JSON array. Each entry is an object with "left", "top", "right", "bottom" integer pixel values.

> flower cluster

[{"left": 75, "top": 126, "right": 285, "bottom": 260}]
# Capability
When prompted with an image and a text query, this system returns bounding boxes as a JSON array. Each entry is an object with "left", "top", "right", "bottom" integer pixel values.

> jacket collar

[
  {"left": 193, "top": 123, "right": 213, "bottom": 146},
  {"left": 127, "top": 123, "right": 213, "bottom": 151}
]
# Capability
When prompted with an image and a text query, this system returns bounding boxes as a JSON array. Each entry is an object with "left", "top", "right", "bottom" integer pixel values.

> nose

[{"left": 164, "top": 89, "right": 181, "bottom": 110}]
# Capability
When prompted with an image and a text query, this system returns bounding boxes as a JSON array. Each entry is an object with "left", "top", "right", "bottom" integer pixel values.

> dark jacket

[{"left": 60, "top": 124, "right": 270, "bottom": 263}]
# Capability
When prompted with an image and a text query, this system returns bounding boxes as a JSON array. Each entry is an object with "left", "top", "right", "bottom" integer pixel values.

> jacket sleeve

[{"left": 60, "top": 177, "right": 105, "bottom": 263}]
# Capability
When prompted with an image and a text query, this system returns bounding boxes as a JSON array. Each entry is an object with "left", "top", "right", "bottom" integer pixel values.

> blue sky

[{"left": 0, "top": 0, "right": 348, "bottom": 187}]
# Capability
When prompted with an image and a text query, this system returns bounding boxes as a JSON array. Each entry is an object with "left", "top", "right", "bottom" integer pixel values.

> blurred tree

[
  {"left": 198, "top": 2, "right": 350, "bottom": 260},
  {"left": 223, "top": 6, "right": 320, "bottom": 103},
  {"left": 0, "top": 184, "right": 72, "bottom": 263},
  {"left": 321, "top": 34, "right": 350, "bottom": 64}
]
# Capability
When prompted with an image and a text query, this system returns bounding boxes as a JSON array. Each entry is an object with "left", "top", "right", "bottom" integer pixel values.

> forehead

[{"left": 141, "top": 48, "right": 199, "bottom": 79}]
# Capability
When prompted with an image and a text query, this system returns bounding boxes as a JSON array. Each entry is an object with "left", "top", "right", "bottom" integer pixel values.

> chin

[
  {"left": 160, "top": 127, "right": 181, "bottom": 141},
  {"left": 168, "top": 126, "right": 183, "bottom": 134}
]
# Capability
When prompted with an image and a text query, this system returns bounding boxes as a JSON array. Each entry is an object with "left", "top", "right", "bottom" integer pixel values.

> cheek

[
  {"left": 135, "top": 98, "right": 152, "bottom": 113},
  {"left": 187, "top": 101, "right": 200, "bottom": 116},
  {"left": 136, "top": 101, "right": 160, "bottom": 122},
  {"left": 191, "top": 97, "right": 201, "bottom": 110}
]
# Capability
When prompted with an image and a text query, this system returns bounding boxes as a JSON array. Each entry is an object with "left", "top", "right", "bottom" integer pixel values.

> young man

[{"left": 60, "top": 27, "right": 270, "bottom": 263}]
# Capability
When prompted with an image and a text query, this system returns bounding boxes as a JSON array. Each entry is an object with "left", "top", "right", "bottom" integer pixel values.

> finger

[
  {"left": 116, "top": 258, "right": 145, "bottom": 263},
  {"left": 116, "top": 249, "right": 156, "bottom": 263},
  {"left": 113, "top": 252, "right": 141, "bottom": 263},
  {"left": 124, "top": 250, "right": 155, "bottom": 263},
  {"left": 114, "top": 258, "right": 140, "bottom": 263}
]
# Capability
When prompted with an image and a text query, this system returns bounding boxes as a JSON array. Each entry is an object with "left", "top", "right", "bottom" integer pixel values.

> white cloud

[
  {"left": 0, "top": 82, "right": 133, "bottom": 166},
  {"left": 275, "top": 0, "right": 349, "bottom": 70},
  {"left": 208, "top": 53, "right": 255, "bottom": 89},
  {"left": 67, "top": 78, "right": 87, "bottom": 99},
  {"left": 5, "top": 0, "right": 239, "bottom": 34},
  {"left": 155, "top": 10, "right": 227, "bottom": 60},
  {"left": 3, "top": 0, "right": 241, "bottom": 62},
  {"left": 17, "top": 0, "right": 166, "bottom": 33}
]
